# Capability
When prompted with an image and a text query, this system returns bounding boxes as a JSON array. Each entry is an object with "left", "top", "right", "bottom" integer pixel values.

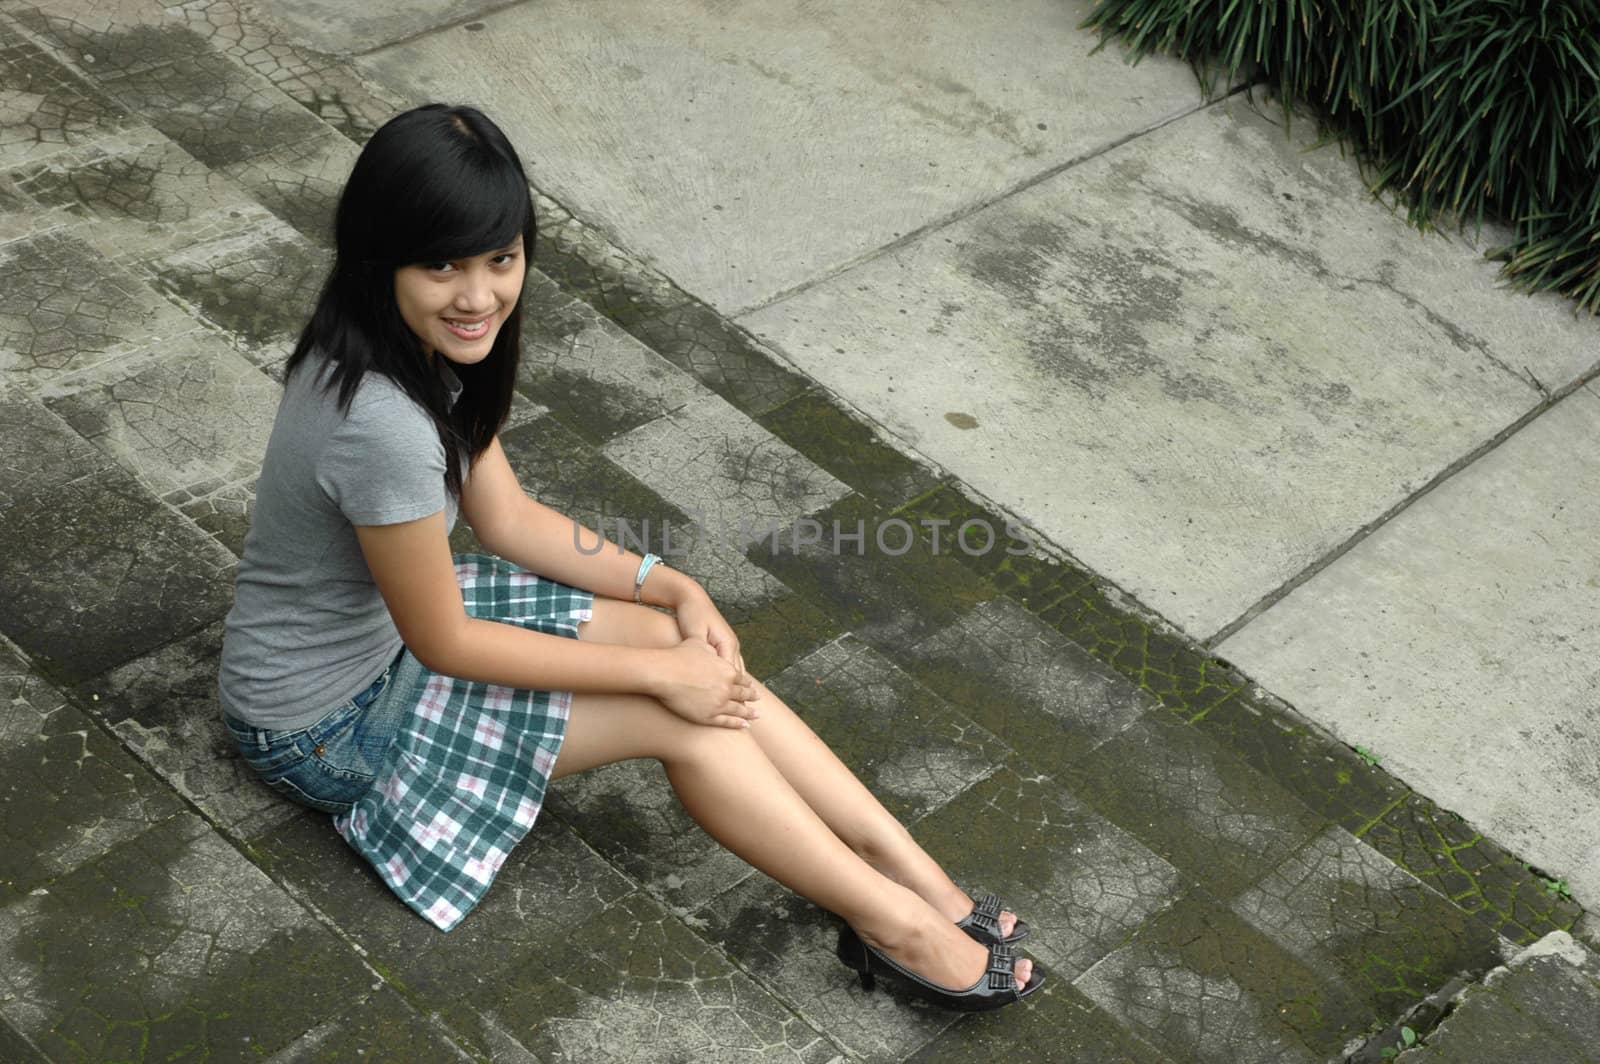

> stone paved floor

[{"left": 0, "top": 1, "right": 1591, "bottom": 1061}]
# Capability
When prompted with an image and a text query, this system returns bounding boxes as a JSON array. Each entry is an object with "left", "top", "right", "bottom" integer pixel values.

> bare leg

[
  {"left": 574, "top": 599, "right": 1020, "bottom": 937},
  {"left": 551, "top": 685, "right": 1031, "bottom": 991}
]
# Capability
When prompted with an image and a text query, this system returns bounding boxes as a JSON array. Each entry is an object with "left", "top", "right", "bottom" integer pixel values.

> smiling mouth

[{"left": 443, "top": 315, "right": 493, "bottom": 340}]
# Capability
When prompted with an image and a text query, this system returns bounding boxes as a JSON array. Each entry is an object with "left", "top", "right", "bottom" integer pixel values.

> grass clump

[{"left": 1081, "top": 0, "right": 1600, "bottom": 313}]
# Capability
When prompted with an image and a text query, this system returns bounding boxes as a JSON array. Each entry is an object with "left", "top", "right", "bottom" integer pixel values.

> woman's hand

[
  {"left": 652, "top": 639, "right": 761, "bottom": 729},
  {"left": 670, "top": 584, "right": 746, "bottom": 677}
]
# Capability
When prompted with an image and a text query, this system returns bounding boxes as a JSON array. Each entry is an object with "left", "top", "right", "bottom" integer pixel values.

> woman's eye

[
  {"left": 492, "top": 252, "right": 519, "bottom": 266},
  {"left": 424, "top": 262, "right": 454, "bottom": 273}
]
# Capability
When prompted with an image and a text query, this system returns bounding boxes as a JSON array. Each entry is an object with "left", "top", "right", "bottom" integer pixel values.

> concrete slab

[
  {"left": 357, "top": 0, "right": 1205, "bottom": 313},
  {"left": 1404, "top": 932, "right": 1600, "bottom": 1063},
  {"left": 1216, "top": 387, "right": 1600, "bottom": 908},
  {"left": 740, "top": 99, "right": 1595, "bottom": 639}
]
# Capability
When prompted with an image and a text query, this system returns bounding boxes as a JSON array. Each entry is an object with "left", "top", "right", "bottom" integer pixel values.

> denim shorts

[{"left": 223, "top": 650, "right": 411, "bottom": 814}]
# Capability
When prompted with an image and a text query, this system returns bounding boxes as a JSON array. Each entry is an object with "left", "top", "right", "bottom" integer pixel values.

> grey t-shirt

[{"left": 219, "top": 356, "right": 461, "bottom": 730}]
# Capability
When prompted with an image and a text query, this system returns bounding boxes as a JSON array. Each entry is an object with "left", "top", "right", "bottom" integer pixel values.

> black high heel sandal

[
  {"left": 835, "top": 924, "right": 1045, "bottom": 1012},
  {"left": 955, "top": 892, "right": 1030, "bottom": 946}
]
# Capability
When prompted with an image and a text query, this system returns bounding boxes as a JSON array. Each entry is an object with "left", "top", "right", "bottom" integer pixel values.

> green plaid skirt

[{"left": 333, "top": 554, "right": 593, "bottom": 931}]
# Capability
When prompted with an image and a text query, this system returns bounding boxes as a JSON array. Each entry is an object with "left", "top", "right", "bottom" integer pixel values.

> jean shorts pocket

[{"left": 230, "top": 705, "right": 390, "bottom": 815}]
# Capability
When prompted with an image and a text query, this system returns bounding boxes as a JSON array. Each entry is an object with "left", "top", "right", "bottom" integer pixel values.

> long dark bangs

[{"left": 287, "top": 103, "right": 536, "bottom": 498}]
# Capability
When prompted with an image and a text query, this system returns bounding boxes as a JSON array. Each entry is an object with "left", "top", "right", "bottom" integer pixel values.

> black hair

[{"left": 285, "top": 103, "right": 534, "bottom": 496}]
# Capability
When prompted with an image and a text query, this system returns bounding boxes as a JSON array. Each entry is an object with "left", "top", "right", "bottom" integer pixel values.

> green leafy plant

[
  {"left": 1081, "top": 0, "right": 1600, "bottom": 313},
  {"left": 1355, "top": 745, "right": 1382, "bottom": 767},
  {"left": 1379, "top": 1024, "right": 1419, "bottom": 1059}
]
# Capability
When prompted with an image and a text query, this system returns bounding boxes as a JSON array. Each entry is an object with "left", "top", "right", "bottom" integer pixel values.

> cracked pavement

[{"left": 1, "top": 0, "right": 1596, "bottom": 1060}]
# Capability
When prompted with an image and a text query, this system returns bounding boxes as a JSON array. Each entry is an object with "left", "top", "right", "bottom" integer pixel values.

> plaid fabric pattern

[{"left": 333, "top": 554, "right": 593, "bottom": 932}]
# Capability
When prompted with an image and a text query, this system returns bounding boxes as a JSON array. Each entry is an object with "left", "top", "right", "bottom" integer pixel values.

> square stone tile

[
  {"left": 905, "top": 982, "right": 1177, "bottom": 1064},
  {"left": 1076, "top": 892, "right": 1373, "bottom": 1063},
  {"left": 0, "top": 35, "right": 132, "bottom": 168},
  {"left": 547, "top": 758, "right": 751, "bottom": 916},
  {"left": 1232, "top": 826, "right": 1507, "bottom": 1018},
  {"left": 0, "top": 637, "right": 184, "bottom": 903},
  {"left": 260, "top": 61, "right": 410, "bottom": 144},
  {"left": 176, "top": 473, "right": 256, "bottom": 557},
  {"left": 78, "top": 622, "right": 305, "bottom": 840},
  {"left": 1192, "top": 693, "right": 1408, "bottom": 838},
  {"left": 694, "top": 874, "right": 956, "bottom": 1062},
  {"left": 251, "top": 809, "right": 634, "bottom": 1003},
  {"left": 602, "top": 392, "right": 850, "bottom": 550},
  {"left": 0, "top": 166, "right": 72, "bottom": 245},
  {"left": 757, "top": 389, "right": 942, "bottom": 509},
  {"left": 1360, "top": 793, "right": 1583, "bottom": 947},
  {"left": 167, "top": 0, "right": 318, "bottom": 85},
  {"left": 41, "top": 331, "right": 279, "bottom": 501},
  {"left": 530, "top": 187, "right": 689, "bottom": 329},
  {"left": 0, "top": 1017, "right": 47, "bottom": 1064},
  {"left": 627, "top": 302, "right": 813, "bottom": 416},
  {"left": 751, "top": 493, "right": 1004, "bottom": 654},
  {"left": 1056, "top": 710, "right": 1325, "bottom": 898},
  {"left": 99, "top": 47, "right": 328, "bottom": 169},
  {"left": 714, "top": 581, "right": 841, "bottom": 683},
  {"left": 900, "top": 597, "right": 1153, "bottom": 772},
  {"left": 11, "top": 1, "right": 210, "bottom": 81},
  {"left": 0, "top": 813, "right": 370, "bottom": 1062},
  {"left": 766, "top": 636, "right": 1010, "bottom": 825},
  {"left": 499, "top": 412, "right": 803, "bottom": 618},
  {"left": 0, "top": 390, "right": 236, "bottom": 681},
  {"left": 439, "top": 891, "right": 839, "bottom": 1063},
  {"left": 0, "top": 229, "right": 199, "bottom": 386},
  {"left": 518, "top": 269, "right": 712, "bottom": 443},
  {"left": 220, "top": 128, "right": 358, "bottom": 245},
  {"left": 250, "top": 0, "right": 516, "bottom": 56},
  {"left": 911, "top": 765, "right": 1182, "bottom": 981},
  {"left": 10, "top": 126, "right": 260, "bottom": 263},
  {"left": 148, "top": 212, "right": 329, "bottom": 364},
  {"left": 265, "top": 985, "right": 475, "bottom": 1063}
]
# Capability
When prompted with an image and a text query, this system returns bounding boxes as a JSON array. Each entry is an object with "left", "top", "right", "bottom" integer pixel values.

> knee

[{"left": 656, "top": 710, "right": 757, "bottom": 769}]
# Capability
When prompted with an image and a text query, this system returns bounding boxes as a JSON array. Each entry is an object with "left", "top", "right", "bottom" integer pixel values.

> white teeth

[{"left": 446, "top": 317, "right": 489, "bottom": 336}]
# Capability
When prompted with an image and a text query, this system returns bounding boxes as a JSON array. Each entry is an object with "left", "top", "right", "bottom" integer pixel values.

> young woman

[{"left": 218, "top": 104, "right": 1043, "bottom": 1012}]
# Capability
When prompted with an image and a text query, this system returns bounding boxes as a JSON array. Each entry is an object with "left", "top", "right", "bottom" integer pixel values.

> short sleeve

[{"left": 317, "top": 378, "right": 448, "bottom": 526}]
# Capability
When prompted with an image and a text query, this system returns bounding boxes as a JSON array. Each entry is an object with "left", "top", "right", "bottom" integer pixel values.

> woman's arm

[
  {"left": 458, "top": 437, "right": 700, "bottom": 607},
  {"left": 460, "top": 437, "right": 747, "bottom": 673},
  {"left": 355, "top": 509, "right": 759, "bottom": 728}
]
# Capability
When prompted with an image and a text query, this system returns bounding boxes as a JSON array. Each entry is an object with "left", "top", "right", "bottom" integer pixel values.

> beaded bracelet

[{"left": 633, "top": 552, "right": 663, "bottom": 604}]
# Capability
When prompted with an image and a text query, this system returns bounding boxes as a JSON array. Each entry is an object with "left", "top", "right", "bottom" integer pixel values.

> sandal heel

[{"left": 833, "top": 924, "right": 1042, "bottom": 1013}]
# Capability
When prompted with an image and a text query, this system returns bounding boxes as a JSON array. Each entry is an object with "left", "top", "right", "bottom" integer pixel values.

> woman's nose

[{"left": 453, "top": 269, "right": 495, "bottom": 313}]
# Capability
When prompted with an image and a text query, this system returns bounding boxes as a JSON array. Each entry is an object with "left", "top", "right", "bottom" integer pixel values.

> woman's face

[{"left": 394, "top": 237, "right": 526, "bottom": 366}]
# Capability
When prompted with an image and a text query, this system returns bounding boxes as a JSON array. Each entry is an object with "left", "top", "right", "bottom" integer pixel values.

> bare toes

[
  {"left": 1015, "top": 958, "right": 1032, "bottom": 990},
  {"left": 999, "top": 911, "right": 1017, "bottom": 937}
]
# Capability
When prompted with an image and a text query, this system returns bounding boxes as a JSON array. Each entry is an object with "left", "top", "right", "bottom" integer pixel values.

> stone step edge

[{"left": 1345, "top": 930, "right": 1600, "bottom": 1062}]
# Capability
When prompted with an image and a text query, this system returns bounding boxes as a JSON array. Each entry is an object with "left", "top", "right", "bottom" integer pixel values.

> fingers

[{"left": 710, "top": 713, "right": 752, "bottom": 730}]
